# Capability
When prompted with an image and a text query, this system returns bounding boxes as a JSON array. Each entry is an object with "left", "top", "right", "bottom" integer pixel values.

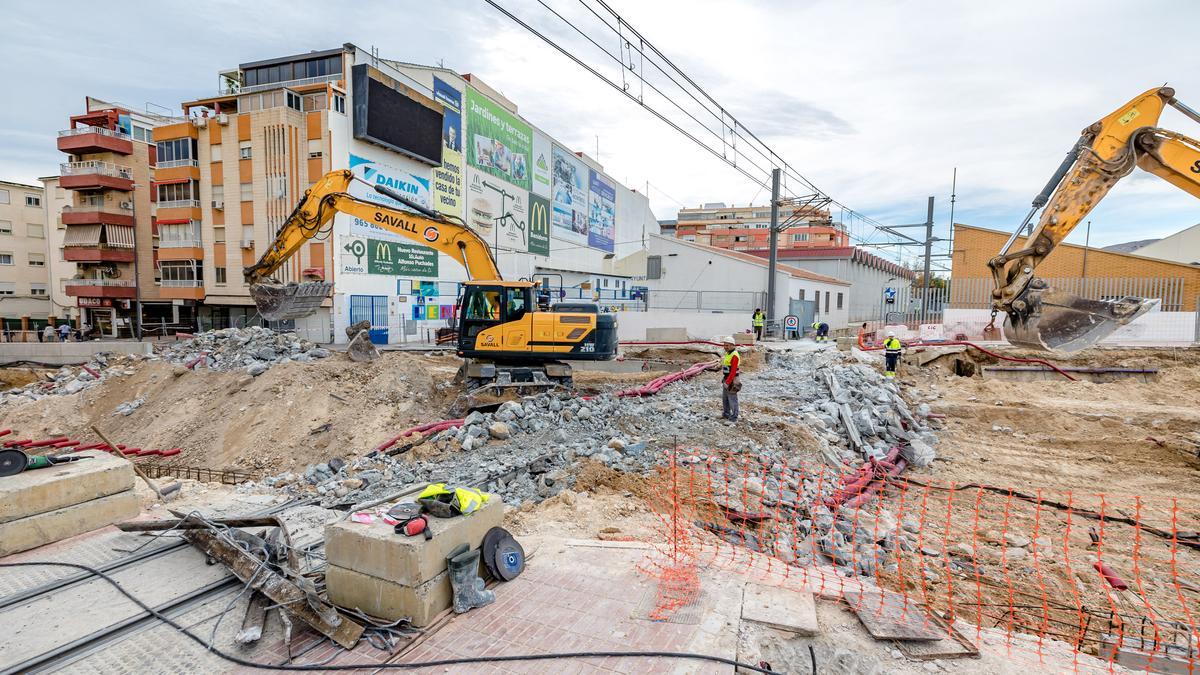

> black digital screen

[{"left": 352, "top": 64, "right": 443, "bottom": 166}]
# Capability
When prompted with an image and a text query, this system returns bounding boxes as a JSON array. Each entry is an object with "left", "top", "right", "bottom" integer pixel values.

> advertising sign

[
  {"left": 587, "top": 170, "right": 616, "bottom": 252},
  {"left": 527, "top": 194, "right": 551, "bottom": 256},
  {"left": 340, "top": 235, "right": 438, "bottom": 277},
  {"left": 465, "top": 168, "right": 528, "bottom": 252},
  {"left": 346, "top": 153, "right": 431, "bottom": 242},
  {"left": 531, "top": 131, "right": 552, "bottom": 199},
  {"left": 550, "top": 145, "right": 588, "bottom": 245},
  {"left": 465, "top": 88, "right": 532, "bottom": 192},
  {"left": 431, "top": 77, "right": 464, "bottom": 220}
]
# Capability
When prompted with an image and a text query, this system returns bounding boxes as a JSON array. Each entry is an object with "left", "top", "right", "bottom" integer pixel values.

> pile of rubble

[
  {"left": 0, "top": 355, "right": 137, "bottom": 406},
  {"left": 157, "top": 327, "right": 332, "bottom": 375}
]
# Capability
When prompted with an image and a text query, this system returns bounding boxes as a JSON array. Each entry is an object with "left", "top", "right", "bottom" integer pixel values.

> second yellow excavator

[
  {"left": 989, "top": 86, "right": 1200, "bottom": 351},
  {"left": 244, "top": 170, "right": 618, "bottom": 392}
]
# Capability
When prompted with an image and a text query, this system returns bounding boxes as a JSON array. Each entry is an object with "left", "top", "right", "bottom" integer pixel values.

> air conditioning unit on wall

[
  {"left": 241, "top": 239, "right": 254, "bottom": 249},
  {"left": 212, "top": 200, "right": 224, "bottom": 210},
  {"left": 192, "top": 117, "right": 208, "bottom": 128},
  {"left": 217, "top": 114, "right": 230, "bottom": 126}
]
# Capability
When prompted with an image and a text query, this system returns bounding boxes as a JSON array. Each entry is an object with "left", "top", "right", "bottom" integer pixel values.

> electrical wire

[{"left": 0, "top": 560, "right": 782, "bottom": 673}]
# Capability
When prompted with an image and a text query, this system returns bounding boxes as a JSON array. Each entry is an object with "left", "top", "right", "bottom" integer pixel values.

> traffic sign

[{"left": 784, "top": 314, "right": 799, "bottom": 329}]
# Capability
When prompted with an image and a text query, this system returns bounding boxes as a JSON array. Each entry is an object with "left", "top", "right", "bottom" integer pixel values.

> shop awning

[
  {"left": 105, "top": 225, "right": 136, "bottom": 248},
  {"left": 63, "top": 224, "right": 102, "bottom": 247}
]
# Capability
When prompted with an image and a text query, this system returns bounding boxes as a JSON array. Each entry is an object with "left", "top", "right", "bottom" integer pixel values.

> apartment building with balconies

[
  {"left": 0, "top": 180, "right": 53, "bottom": 333},
  {"left": 675, "top": 202, "right": 846, "bottom": 251},
  {"left": 55, "top": 98, "right": 174, "bottom": 337},
  {"left": 38, "top": 176, "right": 77, "bottom": 323},
  {"left": 174, "top": 48, "right": 340, "bottom": 337}
]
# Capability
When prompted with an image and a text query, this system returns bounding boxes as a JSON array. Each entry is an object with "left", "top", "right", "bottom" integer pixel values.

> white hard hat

[
  {"left": 721, "top": 335, "right": 735, "bottom": 344},
  {"left": 887, "top": 331, "right": 896, "bottom": 337}
]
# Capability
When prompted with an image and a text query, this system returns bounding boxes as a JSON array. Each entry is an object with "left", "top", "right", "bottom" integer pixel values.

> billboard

[
  {"left": 588, "top": 170, "right": 616, "bottom": 252},
  {"left": 339, "top": 235, "right": 438, "bottom": 277},
  {"left": 431, "top": 77, "right": 464, "bottom": 220},
  {"left": 550, "top": 145, "right": 588, "bottom": 246},
  {"left": 345, "top": 153, "right": 431, "bottom": 243},
  {"left": 465, "top": 88, "right": 532, "bottom": 192},
  {"left": 527, "top": 194, "right": 551, "bottom": 256},
  {"left": 531, "top": 131, "right": 552, "bottom": 199},
  {"left": 465, "top": 168, "right": 529, "bottom": 253},
  {"left": 351, "top": 65, "right": 443, "bottom": 166}
]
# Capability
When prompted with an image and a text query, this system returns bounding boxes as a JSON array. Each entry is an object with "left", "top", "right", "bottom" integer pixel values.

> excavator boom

[
  {"left": 244, "top": 170, "right": 501, "bottom": 320},
  {"left": 989, "top": 87, "right": 1200, "bottom": 351}
]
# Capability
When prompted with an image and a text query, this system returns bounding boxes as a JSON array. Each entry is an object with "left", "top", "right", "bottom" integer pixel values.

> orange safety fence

[{"left": 637, "top": 444, "right": 1200, "bottom": 672}]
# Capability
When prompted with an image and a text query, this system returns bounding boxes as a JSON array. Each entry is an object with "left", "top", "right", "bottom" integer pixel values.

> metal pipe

[{"left": 1168, "top": 97, "right": 1200, "bottom": 126}]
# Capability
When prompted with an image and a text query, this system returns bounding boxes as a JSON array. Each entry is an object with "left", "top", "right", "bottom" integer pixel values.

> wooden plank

[
  {"left": 740, "top": 583, "right": 818, "bottom": 636},
  {"left": 843, "top": 589, "right": 945, "bottom": 641}
]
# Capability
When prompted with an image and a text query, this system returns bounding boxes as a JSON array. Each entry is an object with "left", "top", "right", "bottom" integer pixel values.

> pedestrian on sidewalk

[
  {"left": 712, "top": 336, "right": 741, "bottom": 423},
  {"left": 42, "top": 324, "right": 56, "bottom": 343},
  {"left": 884, "top": 331, "right": 903, "bottom": 379},
  {"left": 751, "top": 308, "right": 765, "bottom": 341}
]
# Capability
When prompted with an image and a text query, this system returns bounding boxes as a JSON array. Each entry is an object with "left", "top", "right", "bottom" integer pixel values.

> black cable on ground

[{"left": 0, "top": 561, "right": 781, "bottom": 674}]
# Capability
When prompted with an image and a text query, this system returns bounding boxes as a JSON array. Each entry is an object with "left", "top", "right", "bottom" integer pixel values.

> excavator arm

[
  {"left": 989, "top": 86, "right": 1200, "bottom": 351},
  {"left": 245, "top": 170, "right": 501, "bottom": 320}
]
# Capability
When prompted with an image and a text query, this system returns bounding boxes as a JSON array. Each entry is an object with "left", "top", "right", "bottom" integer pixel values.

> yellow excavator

[
  {"left": 989, "top": 86, "right": 1200, "bottom": 351},
  {"left": 244, "top": 169, "right": 618, "bottom": 391}
]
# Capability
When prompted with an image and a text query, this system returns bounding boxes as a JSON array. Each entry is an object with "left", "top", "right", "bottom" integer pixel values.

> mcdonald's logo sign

[
  {"left": 527, "top": 194, "right": 551, "bottom": 256},
  {"left": 374, "top": 241, "right": 393, "bottom": 262}
]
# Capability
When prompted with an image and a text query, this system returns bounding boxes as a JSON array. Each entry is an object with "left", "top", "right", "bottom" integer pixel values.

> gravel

[{"left": 158, "top": 327, "right": 331, "bottom": 373}]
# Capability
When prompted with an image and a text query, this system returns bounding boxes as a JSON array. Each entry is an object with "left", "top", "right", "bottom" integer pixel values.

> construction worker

[
  {"left": 883, "top": 331, "right": 903, "bottom": 379},
  {"left": 715, "top": 336, "right": 741, "bottom": 423},
  {"left": 811, "top": 320, "right": 829, "bottom": 343},
  {"left": 751, "top": 308, "right": 765, "bottom": 341}
]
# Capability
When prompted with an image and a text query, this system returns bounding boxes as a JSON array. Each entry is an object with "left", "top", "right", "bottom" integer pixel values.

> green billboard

[
  {"left": 366, "top": 238, "right": 438, "bottom": 277},
  {"left": 465, "top": 88, "right": 532, "bottom": 192}
]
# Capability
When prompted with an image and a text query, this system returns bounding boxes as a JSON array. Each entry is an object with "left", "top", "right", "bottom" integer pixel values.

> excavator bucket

[
  {"left": 249, "top": 282, "right": 334, "bottom": 322},
  {"left": 1004, "top": 280, "right": 1158, "bottom": 352}
]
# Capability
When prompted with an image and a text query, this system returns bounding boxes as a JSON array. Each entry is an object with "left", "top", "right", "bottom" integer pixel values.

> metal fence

[
  {"left": 950, "top": 277, "right": 1187, "bottom": 311},
  {"left": 875, "top": 285, "right": 950, "bottom": 327}
]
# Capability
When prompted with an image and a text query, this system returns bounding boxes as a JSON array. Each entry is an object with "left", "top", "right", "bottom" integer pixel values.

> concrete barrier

[{"left": 0, "top": 340, "right": 153, "bottom": 365}]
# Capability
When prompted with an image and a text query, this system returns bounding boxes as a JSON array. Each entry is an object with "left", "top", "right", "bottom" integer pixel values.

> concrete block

[
  {"left": 0, "top": 450, "right": 134, "bottom": 524},
  {"left": 742, "top": 583, "right": 818, "bottom": 636},
  {"left": 325, "top": 493, "right": 504, "bottom": 587},
  {"left": 326, "top": 564, "right": 452, "bottom": 627},
  {"left": 836, "top": 336, "right": 856, "bottom": 352},
  {"left": 733, "top": 333, "right": 755, "bottom": 345},
  {"left": 645, "top": 327, "right": 688, "bottom": 341},
  {"left": 0, "top": 489, "right": 140, "bottom": 556}
]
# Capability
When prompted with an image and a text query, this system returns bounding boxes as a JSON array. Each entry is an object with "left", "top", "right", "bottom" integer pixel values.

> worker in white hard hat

[
  {"left": 883, "top": 331, "right": 903, "bottom": 379},
  {"left": 713, "top": 336, "right": 741, "bottom": 422}
]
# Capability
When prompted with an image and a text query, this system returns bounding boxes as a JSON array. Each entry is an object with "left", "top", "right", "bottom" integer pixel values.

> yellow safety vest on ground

[
  {"left": 418, "top": 483, "right": 489, "bottom": 516},
  {"left": 752, "top": 312, "right": 764, "bottom": 327},
  {"left": 884, "top": 337, "right": 902, "bottom": 354}
]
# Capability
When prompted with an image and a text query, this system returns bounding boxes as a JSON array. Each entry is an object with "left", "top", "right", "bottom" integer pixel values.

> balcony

[
  {"left": 64, "top": 247, "right": 136, "bottom": 263},
  {"left": 157, "top": 241, "right": 204, "bottom": 261},
  {"left": 57, "top": 126, "right": 133, "bottom": 155},
  {"left": 157, "top": 159, "right": 198, "bottom": 169},
  {"left": 239, "top": 73, "right": 340, "bottom": 95},
  {"left": 156, "top": 199, "right": 200, "bottom": 210},
  {"left": 155, "top": 159, "right": 201, "bottom": 182},
  {"left": 159, "top": 279, "right": 205, "bottom": 300},
  {"left": 65, "top": 278, "right": 137, "bottom": 299},
  {"left": 61, "top": 204, "right": 135, "bottom": 227},
  {"left": 60, "top": 161, "right": 135, "bottom": 191}
]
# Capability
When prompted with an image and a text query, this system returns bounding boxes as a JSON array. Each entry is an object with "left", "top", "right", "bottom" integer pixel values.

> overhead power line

[{"left": 483, "top": 0, "right": 910, "bottom": 254}]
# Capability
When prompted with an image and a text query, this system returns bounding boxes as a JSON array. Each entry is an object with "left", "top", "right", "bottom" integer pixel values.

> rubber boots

[{"left": 446, "top": 544, "right": 494, "bottom": 614}]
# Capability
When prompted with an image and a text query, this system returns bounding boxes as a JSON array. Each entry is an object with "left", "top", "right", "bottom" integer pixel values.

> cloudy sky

[{"left": 2, "top": 0, "right": 1197, "bottom": 266}]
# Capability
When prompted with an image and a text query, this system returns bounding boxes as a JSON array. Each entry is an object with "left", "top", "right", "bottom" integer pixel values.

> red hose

[
  {"left": 857, "top": 333, "right": 1075, "bottom": 382},
  {"left": 620, "top": 340, "right": 725, "bottom": 348}
]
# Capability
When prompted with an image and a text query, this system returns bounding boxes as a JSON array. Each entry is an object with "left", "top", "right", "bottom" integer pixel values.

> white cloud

[{"left": 1, "top": 0, "right": 1197, "bottom": 253}]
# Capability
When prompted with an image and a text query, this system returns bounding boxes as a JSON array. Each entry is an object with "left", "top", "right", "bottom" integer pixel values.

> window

[
  {"left": 798, "top": 289, "right": 805, "bottom": 301},
  {"left": 213, "top": 226, "right": 226, "bottom": 243},
  {"left": 0, "top": 189, "right": 8, "bottom": 204},
  {"left": 156, "top": 138, "right": 197, "bottom": 164},
  {"left": 302, "top": 92, "right": 327, "bottom": 112},
  {"left": 240, "top": 182, "right": 253, "bottom": 201},
  {"left": 333, "top": 94, "right": 346, "bottom": 114},
  {"left": 0, "top": 282, "right": 13, "bottom": 295},
  {"left": 504, "top": 288, "right": 528, "bottom": 321},
  {"left": 791, "top": 233, "right": 808, "bottom": 243},
  {"left": 286, "top": 90, "right": 302, "bottom": 111},
  {"left": 159, "top": 261, "right": 202, "bottom": 285},
  {"left": 131, "top": 125, "right": 153, "bottom": 143},
  {"left": 0, "top": 253, "right": 13, "bottom": 265},
  {"left": 824, "top": 291, "right": 830, "bottom": 314},
  {"left": 837, "top": 292, "right": 844, "bottom": 310},
  {"left": 646, "top": 255, "right": 662, "bottom": 280},
  {"left": 308, "top": 139, "right": 322, "bottom": 159},
  {"left": 215, "top": 267, "right": 227, "bottom": 285},
  {"left": 30, "top": 283, "right": 47, "bottom": 297},
  {"left": 28, "top": 253, "right": 45, "bottom": 267},
  {"left": 24, "top": 195, "right": 40, "bottom": 207},
  {"left": 210, "top": 144, "right": 222, "bottom": 162},
  {"left": 211, "top": 184, "right": 224, "bottom": 204},
  {"left": 239, "top": 141, "right": 252, "bottom": 160},
  {"left": 159, "top": 221, "right": 201, "bottom": 246},
  {"left": 27, "top": 223, "right": 44, "bottom": 238},
  {"left": 156, "top": 180, "right": 199, "bottom": 202},
  {"left": 0, "top": 221, "right": 11, "bottom": 235}
]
